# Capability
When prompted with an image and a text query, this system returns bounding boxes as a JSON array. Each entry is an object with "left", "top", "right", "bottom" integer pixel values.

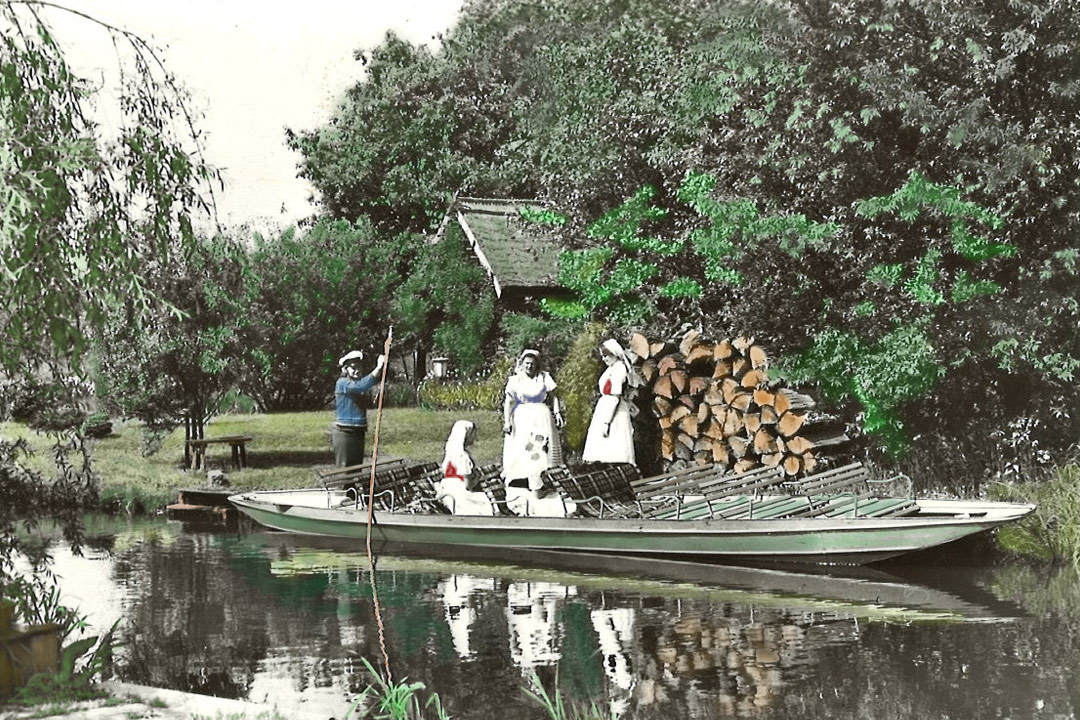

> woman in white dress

[
  {"left": 436, "top": 420, "right": 494, "bottom": 516},
  {"left": 582, "top": 339, "right": 638, "bottom": 465},
  {"left": 501, "top": 349, "right": 563, "bottom": 490}
]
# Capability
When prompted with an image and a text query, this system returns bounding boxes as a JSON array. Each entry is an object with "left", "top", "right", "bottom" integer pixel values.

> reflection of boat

[
  {"left": 257, "top": 534, "right": 1027, "bottom": 623},
  {"left": 230, "top": 487, "right": 1034, "bottom": 565}
]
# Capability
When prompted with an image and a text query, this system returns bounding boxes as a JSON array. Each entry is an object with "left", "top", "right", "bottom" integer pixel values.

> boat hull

[{"left": 229, "top": 490, "right": 1035, "bottom": 565}]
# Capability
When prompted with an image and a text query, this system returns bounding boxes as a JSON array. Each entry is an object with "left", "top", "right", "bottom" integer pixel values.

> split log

[
  {"left": 753, "top": 428, "right": 778, "bottom": 455},
  {"left": 782, "top": 455, "right": 802, "bottom": 476},
  {"left": 658, "top": 355, "right": 682, "bottom": 376},
  {"left": 734, "top": 458, "right": 758, "bottom": 474},
  {"left": 641, "top": 359, "right": 658, "bottom": 383},
  {"left": 743, "top": 412, "right": 762, "bottom": 435},
  {"left": 759, "top": 405, "right": 779, "bottom": 425},
  {"left": 654, "top": 376, "right": 675, "bottom": 399},
  {"left": 669, "top": 404, "right": 692, "bottom": 425},
  {"left": 679, "top": 415, "right": 699, "bottom": 437},
  {"left": 689, "top": 376, "right": 709, "bottom": 396},
  {"left": 696, "top": 401, "right": 711, "bottom": 424},
  {"left": 630, "top": 332, "right": 651, "bottom": 359},
  {"left": 722, "top": 410, "right": 744, "bottom": 437},
  {"left": 761, "top": 452, "right": 784, "bottom": 468},
  {"left": 679, "top": 330, "right": 701, "bottom": 356},
  {"left": 653, "top": 396, "right": 673, "bottom": 416},
  {"left": 661, "top": 431, "right": 676, "bottom": 460},
  {"left": 740, "top": 369, "right": 767, "bottom": 389},
  {"left": 721, "top": 378, "right": 740, "bottom": 404},
  {"left": 777, "top": 412, "right": 806, "bottom": 437},
  {"left": 670, "top": 370, "right": 689, "bottom": 394},
  {"left": 729, "top": 435, "right": 749, "bottom": 459},
  {"left": 753, "top": 388, "right": 776, "bottom": 407},
  {"left": 729, "top": 392, "right": 752, "bottom": 412},
  {"left": 731, "top": 357, "right": 750, "bottom": 377},
  {"left": 776, "top": 388, "right": 816, "bottom": 412},
  {"left": 650, "top": 341, "right": 669, "bottom": 357},
  {"left": 749, "top": 344, "right": 768, "bottom": 369},
  {"left": 712, "top": 442, "right": 730, "bottom": 465},
  {"left": 784, "top": 435, "right": 813, "bottom": 456},
  {"left": 686, "top": 344, "right": 714, "bottom": 367},
  {"left": 704, "top": 381, "right": 725, "bottom": 405},
  {"left": 714, "top": 339, "right": 734, "bottom": 361},
  {"left": 712, "top": 361, "right": 733, "bottom": 379},
  {"left": 733, "top": 336, "right": 754, "bottom": 352},
  {"left": 702, "top": 417, "right": 725, "bottom": 440},
  {"left": 801, "top": 452, "right": 818, "bottom": 474},
  {"left": 678, "top": 394, "right": 696, "bottom": 410}
]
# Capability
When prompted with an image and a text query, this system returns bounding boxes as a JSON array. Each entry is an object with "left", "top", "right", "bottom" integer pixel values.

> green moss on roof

[{"left": 456, "top": 198, "right": 563, "bottom": 289}]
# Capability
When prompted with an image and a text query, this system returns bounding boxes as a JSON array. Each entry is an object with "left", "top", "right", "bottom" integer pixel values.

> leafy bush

[
  {"left": 554, "top": 323, "right": 608, "bottom": 451},
  {"left": 418, "top": 357, "right": 513, "bottom": 412},
  {"left": 993, "top": 454, "right": 1080, "bottom": 566}
]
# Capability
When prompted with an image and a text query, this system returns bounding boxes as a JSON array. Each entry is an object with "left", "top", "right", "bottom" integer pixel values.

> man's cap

[{"left": 338, "top": 350, "right": 364, "bottom": 367}]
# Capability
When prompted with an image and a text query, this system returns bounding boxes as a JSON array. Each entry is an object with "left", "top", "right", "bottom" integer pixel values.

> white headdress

[{"left": 441, "top": 420, "right": 476, "bottom": 477}]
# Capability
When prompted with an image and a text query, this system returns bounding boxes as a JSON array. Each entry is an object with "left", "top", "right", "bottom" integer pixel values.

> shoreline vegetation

[
  {"left": 1, "top": 408, "right": 1071, "bottom": 565},
  {"left": 2, "top": 409, "right": 505, "bottom": 515}
]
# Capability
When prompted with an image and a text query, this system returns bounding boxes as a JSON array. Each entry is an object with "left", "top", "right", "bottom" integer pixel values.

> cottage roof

[{"left": 442, "top": 197, "right": 563, "bottom": 297}]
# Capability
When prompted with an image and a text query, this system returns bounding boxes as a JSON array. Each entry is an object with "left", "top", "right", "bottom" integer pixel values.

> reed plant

[
  {"left": 524, "top": 673, "right": 615, "bottom": 720},
  {"left": 992, "top": 452, "right": 1080, "bottom": 566},
  {"left": 346, "top": 657, "right": 447, "bottom": 720}
]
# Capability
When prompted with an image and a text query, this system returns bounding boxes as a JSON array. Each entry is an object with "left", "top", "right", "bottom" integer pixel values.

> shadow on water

[{"left": 44, "top": 516, "right": 1080, "bottom": 719}]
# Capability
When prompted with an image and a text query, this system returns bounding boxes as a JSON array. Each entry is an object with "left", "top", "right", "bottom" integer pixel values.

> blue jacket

[{"left": 335, "top": 374, "right": 377, "bottom": 427}]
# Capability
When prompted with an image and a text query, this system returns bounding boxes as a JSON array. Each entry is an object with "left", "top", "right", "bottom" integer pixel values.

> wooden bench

[
  {"left": 316, "top": 459, "right": 442, "bottom": 512},
  {"left": 314, "top": 456, "right": 410, "bottom": 490},
  {"left": 476, "top": 465, "right": 517, "bottom": 516},
  {"left": 781, "top": 462, "right": 872, "bottom": 496},
  {"left": 187, "top": 435, "right": 253, "bottom": 471},
  {"left": 645, "top": 466, "right": 789, "bottom": 520},
  {"left": 782, "top": 462, "right": 919, "bottom": 519},
  {"left": 542, "top": 464, "right": 642, "bottom": 518}
]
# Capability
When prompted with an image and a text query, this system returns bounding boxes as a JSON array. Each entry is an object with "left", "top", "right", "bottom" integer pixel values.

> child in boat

[{"left": 437, "top": 420, "right": 495, "bottom": 516}]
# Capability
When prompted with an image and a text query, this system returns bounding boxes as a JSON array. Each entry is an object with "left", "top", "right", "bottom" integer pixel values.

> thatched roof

[{"left": 440, "top": 197, "right": 564, "bottom": 297}]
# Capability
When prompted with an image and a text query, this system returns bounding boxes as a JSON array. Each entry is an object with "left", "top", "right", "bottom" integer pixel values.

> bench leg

[
  {"left": 239, "top": 444, "right": 247, "bottom": 469},
  {"left": 231, "top": 444, "right": 240, "bottom": 470}
]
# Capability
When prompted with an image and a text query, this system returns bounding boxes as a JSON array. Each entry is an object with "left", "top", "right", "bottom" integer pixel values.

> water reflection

[{"left": 39, "top": 517, "right": 1080, "bottom": 719}]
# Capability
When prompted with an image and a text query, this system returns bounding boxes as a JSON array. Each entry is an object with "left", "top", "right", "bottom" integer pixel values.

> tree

[
  {"left": 391, "top": 225, "right": 496, "bottom": 377},
  {"left": 241, "top": 218, "right": 405, "bottom": 410},
  {"left": 0, "top": 1, "right": 216, "bottom": 578},
  {"left": 94, "top": 234, "right": 250, "bottom": 459}
]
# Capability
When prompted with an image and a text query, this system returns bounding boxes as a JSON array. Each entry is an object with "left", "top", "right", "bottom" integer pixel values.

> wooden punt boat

[{"left": 229, "top": 482, "right": 1034, "bottom": 565}]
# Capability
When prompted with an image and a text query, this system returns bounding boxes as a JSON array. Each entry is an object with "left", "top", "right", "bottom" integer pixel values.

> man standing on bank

[{"left": 334, "top": 349, "right": 385, "bottom": 467}]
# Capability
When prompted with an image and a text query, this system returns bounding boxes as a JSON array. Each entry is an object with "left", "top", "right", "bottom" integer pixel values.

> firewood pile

[{"left": 627, "top": 329, "right": 850, "bottom": 476}]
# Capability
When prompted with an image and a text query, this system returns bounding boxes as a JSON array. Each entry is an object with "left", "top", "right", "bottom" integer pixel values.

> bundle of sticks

[{"left": 628, "top": 329, "right": 850, "bottom": 476}]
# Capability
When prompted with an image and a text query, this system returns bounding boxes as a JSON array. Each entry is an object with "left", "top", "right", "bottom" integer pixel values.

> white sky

[{"left": 44, "top": 0, "right": 465, "bottom": 230}]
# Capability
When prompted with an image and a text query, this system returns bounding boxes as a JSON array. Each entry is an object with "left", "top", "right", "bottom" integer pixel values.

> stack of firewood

[{"left": 628, "top": 330, "right": 849, "bottom": 476}]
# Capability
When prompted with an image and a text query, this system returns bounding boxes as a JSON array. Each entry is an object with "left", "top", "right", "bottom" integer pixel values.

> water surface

[{"left": 46, "top": 516, "right": 1080, "bottom": 719}]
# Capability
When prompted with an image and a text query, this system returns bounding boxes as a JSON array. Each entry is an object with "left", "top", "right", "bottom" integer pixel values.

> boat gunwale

[{"left": 228, "top": 489, "right": 1035, "bottom": 535}]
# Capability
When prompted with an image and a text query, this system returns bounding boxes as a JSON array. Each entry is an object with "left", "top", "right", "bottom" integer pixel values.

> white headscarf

[
  {"left": 515, "top": 348, "right": 541, "bottom": 374},
  {"left": 441, "top": 420, "right": 476, "bottom": 478},
  {"left": 601, "top": 339, "right": 641, "bottom": 388}
]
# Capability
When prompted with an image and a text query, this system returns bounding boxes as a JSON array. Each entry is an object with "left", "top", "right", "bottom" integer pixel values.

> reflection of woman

[
  {"left": 437, "top": 420, "right": 494, "bottom": 516},
  {"left": 502, "top": 349, "right": 563, "bottom": 490},
  {"left": 582, "top": 339, "right": 638, "bottom": 465},
  {"left": 506, "top": 580, "right": 575, "bottom": 670},
  {"left": 438, "top": 574, "right": 489, "bottom": 659}
]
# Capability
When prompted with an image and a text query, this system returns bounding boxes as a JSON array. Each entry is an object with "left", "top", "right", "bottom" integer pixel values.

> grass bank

[{"left": 1, "top": 409, "right": 505, "bottom": 513}]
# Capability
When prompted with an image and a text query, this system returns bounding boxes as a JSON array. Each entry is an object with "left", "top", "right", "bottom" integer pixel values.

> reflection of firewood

[{"left": 636, "top": 329, "right": 851, "bottom": 475}]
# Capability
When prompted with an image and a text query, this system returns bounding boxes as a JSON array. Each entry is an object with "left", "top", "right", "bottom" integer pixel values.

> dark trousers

[{"left": 333, "top": 425, "right": 367, "bottom": 466}]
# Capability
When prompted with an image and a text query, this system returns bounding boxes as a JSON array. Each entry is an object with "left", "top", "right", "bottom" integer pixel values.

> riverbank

[
  {"left": 1, "top": 409, "right": 505, "bottom": 513},
  {"left": 0, "top": 681, "right": 281, "bottom": 720}
]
